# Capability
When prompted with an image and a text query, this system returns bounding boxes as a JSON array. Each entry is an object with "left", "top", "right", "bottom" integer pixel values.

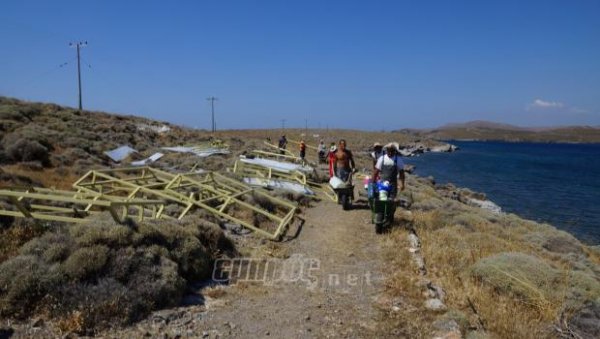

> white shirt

[{"left": 375, "top": 154, "right": 404, "bottom": 171}]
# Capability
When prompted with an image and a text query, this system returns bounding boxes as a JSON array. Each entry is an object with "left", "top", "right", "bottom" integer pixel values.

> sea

[{"left": 405, "top": 141, "right": 600, "bottom": 245}]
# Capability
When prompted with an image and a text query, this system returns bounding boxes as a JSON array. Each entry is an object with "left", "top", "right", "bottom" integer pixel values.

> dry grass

[
  {"left": 378, "top": 178, "right": 600, "bottom": 338},
  {"left": 203, "top": 286, "right": 227, "bottom": 299},
  {"left": 1, "top": 165, "right": 81, "bottom": 190},
  {"left": 378, "top": 229, "right": 435, "bottom": 337}
]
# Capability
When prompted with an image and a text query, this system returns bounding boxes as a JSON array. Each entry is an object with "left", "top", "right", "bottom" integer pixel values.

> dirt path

[{"left": 113, "top": 196, "right": 389, "bottom": 338}]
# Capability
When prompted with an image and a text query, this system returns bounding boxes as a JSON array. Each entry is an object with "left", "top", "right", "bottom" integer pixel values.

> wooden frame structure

[
  {"left": 0, "top": 167, "right": 298, "bottom": 240},
  {"left": 73, "top": 167, "right": 298, "bottom": 239},
  {"left": 0, "top": 187, "right": 163, "bottom": 223}
]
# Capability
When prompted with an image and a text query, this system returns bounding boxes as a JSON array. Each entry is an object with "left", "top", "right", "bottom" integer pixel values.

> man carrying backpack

[{"left": 373, "top": 142, "right": 405, "bottom": 200}]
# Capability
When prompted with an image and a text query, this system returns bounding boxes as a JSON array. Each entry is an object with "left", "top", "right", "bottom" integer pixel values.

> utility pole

[
  {"left": 281, "top": 119, "right": 286, "bottom": 130},
  {"left": 69, "top": 41, "right": 87, "bottom": 110},
  {"left": 206, "top": 97, "right": 218, "bottom": 133},
  {"left": 305, "top": 118, "right": 308, "bottom": 136}
]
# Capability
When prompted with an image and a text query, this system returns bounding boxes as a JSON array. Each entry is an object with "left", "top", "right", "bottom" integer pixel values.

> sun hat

[{"left": 384, "top": 142, "right": 399, "bottom": 151}]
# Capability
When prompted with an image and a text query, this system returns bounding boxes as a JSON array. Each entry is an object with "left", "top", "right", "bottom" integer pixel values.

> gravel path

[{"left": 114, "top": 197, "right": 388, "bottom": 338}]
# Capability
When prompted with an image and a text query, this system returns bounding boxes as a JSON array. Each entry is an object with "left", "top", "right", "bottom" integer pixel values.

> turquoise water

[{"left": 406, "top": 141, "right": 600, "bottom": 245}]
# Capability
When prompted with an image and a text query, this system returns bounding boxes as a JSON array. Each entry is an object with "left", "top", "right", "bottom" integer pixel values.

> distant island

[{"left": 397, "top": 120, "right": 600, "bottom": 143}]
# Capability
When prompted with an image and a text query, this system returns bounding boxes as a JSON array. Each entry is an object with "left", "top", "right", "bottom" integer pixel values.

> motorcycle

[{"left": 368, "top": 180, "right": 396, "bottom": 234}]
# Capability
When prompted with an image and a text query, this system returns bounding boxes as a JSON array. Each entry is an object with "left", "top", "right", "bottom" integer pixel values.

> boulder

[
  {"left": 429, "top": 143, "right": 458, "bottom": 153},
  {"left": 425, "top": 298, "right": 447, "bottom": 312}
]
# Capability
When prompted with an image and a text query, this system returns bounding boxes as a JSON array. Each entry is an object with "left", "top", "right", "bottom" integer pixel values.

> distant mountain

[
  {"left": 396, "top": 120, "right": 600, "bottom": 143},
  {"left": 437, "top": 120, "right": 527, "bottom": 131}
]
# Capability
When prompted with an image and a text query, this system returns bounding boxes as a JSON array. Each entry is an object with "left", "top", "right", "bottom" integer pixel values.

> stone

[
  {"left": 428, "top": 283, "right": 446, "bottom": 301},
  {"left": 432, "top": 319, "right": 462, "bottom": 339},
  {"left": 32, "top": 318, "right": 44, "bottom": 327},
  {"left": 407, "top": 233, "right": 421, "bottom": 248},
  {"left": 425, "top": 298, "right": 447, "bottom": 312}
]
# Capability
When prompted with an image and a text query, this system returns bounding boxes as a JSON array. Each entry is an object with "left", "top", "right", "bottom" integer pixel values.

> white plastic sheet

[
  {"left": 240, "top": 157, "right": 313, "bottom": 173},
  {"left": 137, "top": 124, "right": 171, "bottom": 133},
  {"left": 329, "top": 176, "right": 345, "bottom": 189},
  {"left": 243, "top": 177, "right": 315, "bottom": 195},
  {"left": 104, "top": 146, "right": 137, "bottom": 162},
  {"left": 131, "top": 152, "right": 164, "bottom": 166},
  {"left": 162, "top": 146, "right": 230, "bottom": 158}
]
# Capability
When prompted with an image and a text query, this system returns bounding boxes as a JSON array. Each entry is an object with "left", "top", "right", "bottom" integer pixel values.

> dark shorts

[{"left": 300, "top": 151, "right": 306, "bottom": 158}]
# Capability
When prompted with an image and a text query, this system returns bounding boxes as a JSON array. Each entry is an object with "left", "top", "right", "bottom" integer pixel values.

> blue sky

[{"left": 1, "top": 0, "right": 599, "bottom": 129}]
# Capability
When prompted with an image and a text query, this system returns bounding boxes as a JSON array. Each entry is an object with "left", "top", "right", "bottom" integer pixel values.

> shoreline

[
  {"left": 406, "top": 144, "right": 600, "bottom": 247},
  {"left": 440, "top": 138, "right": 600, "bottom": 145}
]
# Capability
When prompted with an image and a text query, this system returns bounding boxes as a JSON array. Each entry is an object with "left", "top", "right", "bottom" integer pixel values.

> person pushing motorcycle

[{"left": 373, "top": 143, "right": 405, "bottom": 199}]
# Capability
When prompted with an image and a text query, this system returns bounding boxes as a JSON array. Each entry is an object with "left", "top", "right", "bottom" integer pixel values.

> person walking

[
  {"left": 371, "top": 142, "right": 384, "bottom": 174},
  {"left": 278, "top": 135, "right": 287, "bottom": 155},
  {"left": 333, "top": 139, "right": 356, "bottom": 183},
  {"left": 317, "top": 140, "right": 327, "bottom": 163},
  {"left": 373, "top": 142, "right": 405, "bottom": 200},
  {"left": 327, "top": 142, "right": 337, "bottom": 178},
  {"left": 299, "top": 140, "right": 307, "bottom": 166}
]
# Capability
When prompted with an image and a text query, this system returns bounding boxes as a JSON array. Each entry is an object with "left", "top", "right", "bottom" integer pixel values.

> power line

[
  {"left": 5, "top": 58, "right": 75, "bottom": 94},
  {"left": 206, "top": 96, "right": 218, "bottom": 133},
  {"left": 69, "top": 41, "right": 87, "bottom": 110}
]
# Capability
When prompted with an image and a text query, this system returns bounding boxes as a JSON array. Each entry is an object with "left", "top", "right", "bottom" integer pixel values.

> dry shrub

[
  {"left": 471, "top": 252, "right": 560, "bottom": 305},
  {"left": 524, "top": 230, "right": 584, "bottom": 255},
  {"left": 5, "top": 139, "right": 50, "bottom": 166},
  {"left": 0, "top": 213, "right": 235, "bottom": 334},
  {"left": 0, "top": 218, "right": 46, "bottom": 262},
  {"left": 378, "top": 176, "right": 600, "bottom": 338},
  {"left": 565, "top": 300, "right": 600, "bottom": 338}
]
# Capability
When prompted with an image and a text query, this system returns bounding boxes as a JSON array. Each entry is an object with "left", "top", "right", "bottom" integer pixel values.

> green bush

[{"left": 0, "top": 213, "right": 235, "bottom": 333}]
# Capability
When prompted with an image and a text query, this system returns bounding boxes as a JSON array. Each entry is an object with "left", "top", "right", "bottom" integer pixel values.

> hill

[
  {"left": 1, "top": 98, "right": 599, "bottom": 338},
  {"left": 398, "top": 120, "right": 600, "bottom": 143}
]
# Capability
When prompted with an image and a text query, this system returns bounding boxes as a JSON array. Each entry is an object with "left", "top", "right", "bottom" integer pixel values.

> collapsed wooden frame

[
  {"left": 73, "top": 167, "right": 298, "bottom": 239},
  {"left": 0, "top": 186, "right": 164, "bottom": 223},
  {"left": 0, "top": 167, "right": 298, "bottom": 240}
]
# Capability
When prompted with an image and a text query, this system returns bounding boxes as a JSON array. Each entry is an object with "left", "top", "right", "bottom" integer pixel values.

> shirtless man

[{"left": 333, "top": 139, "right": 356, "bottom": 182}]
